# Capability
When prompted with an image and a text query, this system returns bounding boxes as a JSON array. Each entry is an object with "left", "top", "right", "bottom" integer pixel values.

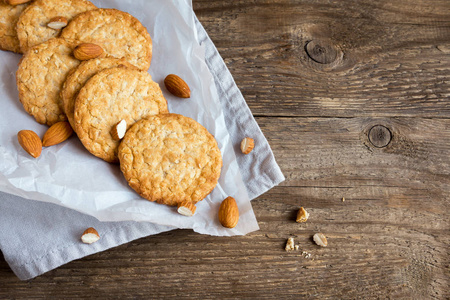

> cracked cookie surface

[
  {"left": 0, "top": 1, "right": 28, "bottom": 53},
  {"left": 61, "top": 57, "right": 137, "bottom": 129},
  {"left": 16, "top": 0, "right": 96, "bottom": 53},
  {"left": 16, "top": 38, "right": 80, "bottom": 126},
  {"left": 60, "top": 8, "right": 152, "bottom": 71},
  {"left": 74, "top": 67, "right": 168, "bottom": 163},
  {"left": 118, "top": 114, "right": 223, "bottom": 207}
]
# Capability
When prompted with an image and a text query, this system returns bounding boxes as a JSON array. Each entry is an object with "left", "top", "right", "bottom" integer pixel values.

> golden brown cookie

[
  {"left": 118, "top": 114, "right": 223, "bottom": 207},
  {"left": 60, "top": 8, "right": 152, "bottom": 71},
  {"left": 74, "top": 67, "right": 168, "bottom": 163},
  {"left": 16, "top": 0, "right": 96, "bottom": 53},
  {"left": 0, "top": 1, "right": 28, "bottom": 53},
  {"left": 61, "top": 57, "right": 138, "bottom": 130},
  {"left": 16, "top": 38, "right": 80, "bottom": 126}
]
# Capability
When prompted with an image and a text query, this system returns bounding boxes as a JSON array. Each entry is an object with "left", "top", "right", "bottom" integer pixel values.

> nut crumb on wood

[
  {"left": 294, "top": 245, "right": 299, "bottom": 251},
  {"left": 285, "top": 237, "right": 295, "bottom": 251},
  {"left": 296, "top": 207, "right": 309, "bottom": 223},
  {"left": 313, "top": 233, "right": 328, "bottom": 247},
  {"left": 342, "top": 197, "right": 345, "bottom": 202}
]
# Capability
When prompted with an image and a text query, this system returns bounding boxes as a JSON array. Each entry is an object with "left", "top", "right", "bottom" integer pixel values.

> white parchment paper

[{"left": 0, "top": 0, "right": 259, "bottom": 236}]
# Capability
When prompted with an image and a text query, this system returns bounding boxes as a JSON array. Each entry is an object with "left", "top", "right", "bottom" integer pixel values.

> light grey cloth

[{"left": 0, "top": 16, "right": 284, "bottom": 280}]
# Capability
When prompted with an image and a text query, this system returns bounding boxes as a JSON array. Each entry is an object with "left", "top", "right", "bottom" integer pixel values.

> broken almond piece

[
  {"left": 17, "top": 130, "right": 42, "bottom": 158},
  {"left": 313, "top": 233, "right": 328, "bottom": 247},
  {"left": 177, "top": 201, "right": 196, "bottom": 217},
  {"left": 285, "top": 237, "right": 295, "bottom": 251},
  {"left": 81, "top": 227, "right": 100, "bottom": 244},
  {"left": 47, "top": 16, "right": 68, "bottom": 30},
  {"left": 110, "top": 119, "right": 127, "bottom": 140},
  {"left": 74, "top": 43, "right": 104, "bottom": 61},
  {"left": 164, "top": 74, "right": 191, "bottom": 98},
  {"left": 218, "top": 196, "right": 239, "bottom": 228},
  {"left": 240, "top": 137, "right": 254, "bottom": 154},
  {"left": 296, "top": 207, "right": 309, "bottom": 223},
  {"left": 42, "top": 121, "right": 73, "bottom": 147}
]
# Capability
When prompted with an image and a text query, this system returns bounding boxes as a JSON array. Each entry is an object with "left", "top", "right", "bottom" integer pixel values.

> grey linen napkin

[{"left": 0, "top": 16, "right": 285, "bottom": 280}]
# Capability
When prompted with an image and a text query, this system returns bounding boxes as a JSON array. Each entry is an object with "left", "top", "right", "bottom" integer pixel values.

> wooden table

[{"left": 1, "top": 0, "right": 449, "bottom": 298}]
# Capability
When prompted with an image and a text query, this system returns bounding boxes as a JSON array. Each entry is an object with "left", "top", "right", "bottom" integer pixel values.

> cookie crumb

[
  {"left": 342, "top": 197, "right": 345, "bottom": 202},
  {"left": 296, "top": 207, "right": 309, "bottom": 223},
  {"left": 294, "top": 245, "right": 300, "bottom": 251},
  {"left": 285, "top": 237, "right": 295, "bottom": 251}
]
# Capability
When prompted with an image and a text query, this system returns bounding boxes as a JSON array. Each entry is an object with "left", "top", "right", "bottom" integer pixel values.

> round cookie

[
  {"left": 0, "top": 1, "right": 29, "bottom": 53},
  {"left": 74, "top": 67, "right": 168, "bottom": 163},
  {"left": 16, "top": 0, "right": 96, "bottom": 53},
  {"left": 61, "top": 57, "right": 138, "bottom": 130},
  {"left": 16, "top": 38, "right": 80, "bottom": 126},
  {"left": 118, "top": 114, "right": 223, "bottom": 207},
  {"left": 60, "top": 8, "right": 152, "bottom": 71}
]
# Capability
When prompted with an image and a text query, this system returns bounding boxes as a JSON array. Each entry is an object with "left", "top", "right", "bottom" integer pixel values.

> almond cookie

[
  {"left": 0, "top": 1, "right": 28, "bottom": 53},
  {"left": 61, "top": 57, "right": 138, "bottom": 130},
  {"left": 16, "top": 0, "right": 96, "bottom": 53},
  {"left": 16, "top": 38, "right": 80, "bottom": 126},
  {"left": 60, "top": 8, "right": 152, "bottom": 71},
  {"left": 118, "top": 114, "right": 223, "bottom": 207},
  {"left": 74, "top": 67, "right": 168, "bottom": 163}
]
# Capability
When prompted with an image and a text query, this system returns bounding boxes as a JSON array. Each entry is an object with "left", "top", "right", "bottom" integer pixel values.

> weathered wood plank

[
  {"left": 1, "top": 117, "right": 448, "bottom": 299},
  {"left": 194, "top": 0, "right": 450, "bottom": 118}
]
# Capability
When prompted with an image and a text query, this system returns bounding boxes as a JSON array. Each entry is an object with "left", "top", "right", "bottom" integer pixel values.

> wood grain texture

[{"left": 1, "top": 0, "right": 449, "bottom": 299}]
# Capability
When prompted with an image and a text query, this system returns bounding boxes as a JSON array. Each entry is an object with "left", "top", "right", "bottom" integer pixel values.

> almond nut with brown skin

[
  {"left": 313, "top": 233, "right": 328, "bottom": 247},
  {"left": 17, "top": 130, "right": 42, "bottom": 158},
  {"left": 110, "top": 119, "right": 127, "bottom": 140},
  {"left": 177, "top": 201, "right": 196, "bottom": 217},
  {"left": 5, "top": 0, "right": 32, "bottom": 5},
  {"left": 47, "top": 16, "right": 68, "bottom": 30},
  {"left": 240, "top": 137, "right": 254, "bottom": 154},
  {"left": 218, "top": 196, "right": 239, "bottom": 228},
  {"left": 73, "top": 43, "right": 104, "bottom": 61},
  {"left": 81, "top": 227, "right": 100, "bottom": 244},
  {"left": 164, "top": 74, "right": 191, "bottom": 98},
  {"left": 42, "top": 121, "right": 73, "bottom": 147}
]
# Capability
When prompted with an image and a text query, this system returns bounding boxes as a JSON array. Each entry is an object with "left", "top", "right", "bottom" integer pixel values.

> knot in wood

[
  {"left": 368, "top": 125, "right": 392, "bottom": 148},
  {"left": 305, "top": 40, "right": 340, "bottom": 64}
]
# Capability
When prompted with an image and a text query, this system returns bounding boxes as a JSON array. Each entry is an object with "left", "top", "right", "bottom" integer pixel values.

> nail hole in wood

[{"left": 368, "top": 125, "right": 392, "bottom": 148}]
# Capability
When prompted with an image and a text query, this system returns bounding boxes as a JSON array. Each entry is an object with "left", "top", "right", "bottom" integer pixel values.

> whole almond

[
  {"left": 164, "top": 74, "right": 191, "bottom": 98},
  {"left": 17, "top": 130, "right": 42, "bottom": 158},
  {"left": 74, "top": 43, "right": 104, "bottom": 61},
  {"left": 42, "top": 121, "right": 73, "bottom": 147},
  {"left": 5, "top": 0, "right": 32, "bottom": 5},
  {"left": 47, "top": 16, "right": 68, "bottom": 30},
  {"left": 218, "top": 196, "right": 239, "bottom": 228}
]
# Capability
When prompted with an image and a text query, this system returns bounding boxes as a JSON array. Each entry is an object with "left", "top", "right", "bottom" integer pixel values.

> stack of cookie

[{"left": 2, "top": 0, "right": 224, "bottom": 218}]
